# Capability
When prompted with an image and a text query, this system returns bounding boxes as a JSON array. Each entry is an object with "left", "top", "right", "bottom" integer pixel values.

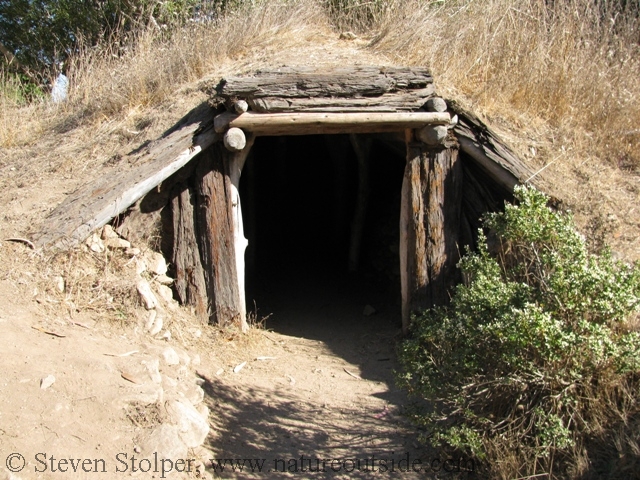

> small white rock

[
  {"left": 101, "top": 225, "right": 119, "bottom": 240},
  {"left": 191, "top": 354, "right": 201, "bottom": 366},
  {"left": 147, "top": 252, "right": 168, "bottom": 276},
  {"left": 162, "top": 347, "right": 180, "bottom": 366},
  {"left": 85, "top": 233, "right": 104, "bottom": 253},
  {"left": 145, "top": 310, "right": 157, "bottom": 332},
  {"left": 149, "top": 312, "right": 164, "bottom": 336},
  {"left": 40, "top": 374, "right": 56, "bottom": 390},
  {"left": 136, "top": 278, "right": 158, "bottom": 310},
  {"left": 165, "top": 399, "right": 210, "bottom": 448},
  {"left": 104, "top": 237, "right": 131, "bottom": 250},
  {"left": 155, "top": 274, "right": 174, "bottom": 285},
  {"left": 142, "top": 358, "right": 162, "bottom": 384},
  {"left": 135, "top": 259, "right": 147, "bottom": 275},
  {"left": 156, "top": 284, "right": 174, "bottom": 303}
]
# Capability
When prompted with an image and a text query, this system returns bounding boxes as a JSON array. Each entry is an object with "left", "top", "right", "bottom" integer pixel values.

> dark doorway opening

[{"left": 239, "top": 134, "right": 406, "bottom": 333}]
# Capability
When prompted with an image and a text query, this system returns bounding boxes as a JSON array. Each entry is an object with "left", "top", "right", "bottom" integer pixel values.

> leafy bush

[{"left": 397, "top": 186, "right": 640, "bottom": 478}]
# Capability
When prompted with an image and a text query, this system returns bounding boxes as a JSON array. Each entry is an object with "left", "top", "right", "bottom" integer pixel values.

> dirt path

[{"left": 195, "top": 273, "right": 434, "bottom": 479}]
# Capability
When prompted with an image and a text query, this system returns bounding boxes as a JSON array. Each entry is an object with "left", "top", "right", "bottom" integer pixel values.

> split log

[
  {"left": 246, "top": 88, "right": 435, "bottom": 113},
  {"left": 214, "top": 111, "right": 451, "bottom": 136},
  {"left": 33, "top": 103, "right": 219, "bottom": 249},
  {"left": 171, "top": 183, "right": 208, "bottom": 321},
  {"left": 209, "top": 66, "right": 433, "bottom": 100},
  {"left": 194, "top": 145, "right": 241, "bottom": 327},
  {"left": 348, "top": 134, "right": 372, "bottom": 272},
  {"left": 400, "top": 133, "right": 462, "bottom": 333},
  {"left": 450, "top": 101, "right": 539, "bottom": 192}
]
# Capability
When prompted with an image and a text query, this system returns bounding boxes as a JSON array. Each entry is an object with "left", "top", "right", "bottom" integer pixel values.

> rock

[
  {"left": 196, "top": 404, "right": 209, "bottom": 420},
  {"left": 425, "top": 97, "right": 448, "bottom": 112},
  {"left": 363, "top": 304, "right": 376, "bottom": 316},
  {"left": 135, "top": 259, "right": 147, "bottom": 275},
  {"left": 149, "top": 312, "right": 164, "bottom": 336},
  {"left": 162, "top": 347, "right": 180, "bottom": 366},
  {"left": 85, "top": 233, "right": 104, "bottom": 253},
  {"left": 125, "top": 247, "right": 141, "bottom": 257},
  {"left": 139, "top": 424, "right": 188, "bottom": 460},
  {"left": 191, "top": 354, "right": 201, "bottom": 366},
  {"left": 117, "top": 385, "right": 163, "bottom": 407},
  {"left": 104, "top": 237, "right": 131, "bottom": 250},
  {"left": 156, "top": 285, "right": 174, "bottom": 303},
  {"left": 136, "top": 278, "right": 158, "bottom": 310},
  {"left": 177, "top": 350, "right": 191, "bottom": 367},
  {"left": 101, "top": 225, "right": 119, "bottom": 240},
  {"left": 417, "top": 125, "right": 448, "bottom": 146},
  {"left": 165, "top": 399, "right": 210, "bottom": 448},
  {"left": 142, "top": 358, "right": 162, "bottom": 384},
  {"left": 181, "top": 384, "right": 204, "bottom": 405},
  {"left": 53, "top": 276, "right": 65, "bottom": 293},
  {"left": 40, "top": 374, "right": 55, "bottom": 390},
  {"left": 147, "top": 252, "right": 168, "bottom": 276},
  {"left": 145, "top": 310, "right": 157, "bottom": 332},
  {"left": 163, "top": 375, "right": 178, "bottom": 388},
  {"left": 155, "top": 274, "right": 174, "bottom": 285}
]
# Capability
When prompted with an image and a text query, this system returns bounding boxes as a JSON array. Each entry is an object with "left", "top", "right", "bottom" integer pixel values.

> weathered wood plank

[
  {"left": 208, "top": 66, "right": 433, "bottom": 100},
  {"left": 171, "top": 182, "right": 208, "bottom": 322},
  {"left": 450, "top": 101, "right": 538, "bottom": 191},
  {"left": 247, "top": 87, "right": 435, "bottom": 113},
  {"left": 214, "top": 111, "right": 451, "bottom": 136},
  {"left": 400, "top": 136, "right": 462, "bottom": 333},
  {"left": 33, "top": 103, "right": 219, "bottom": 249}
]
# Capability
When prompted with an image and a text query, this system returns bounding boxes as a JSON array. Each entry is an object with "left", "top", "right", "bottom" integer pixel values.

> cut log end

[
  {"left": 417, "top": 125, "right": 448, "bottom": 146},
  {"left": 234, "top": 100, "right": 249, "bottom": 114},
  {"left": 425, "top": 97, "right": 447, "bottom": 113},
  {"left": 223, "top": 128, "right": 247, "bottom": 152}
]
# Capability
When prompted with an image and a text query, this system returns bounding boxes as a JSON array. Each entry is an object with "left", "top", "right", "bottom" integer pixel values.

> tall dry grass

[{"left": 366, "top": 0, "right": 640, "bottom": 171}]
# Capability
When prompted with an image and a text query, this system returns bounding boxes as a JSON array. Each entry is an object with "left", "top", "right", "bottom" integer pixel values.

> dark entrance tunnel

[{"left": 238, "top": 134, "right": 406, "bottom": 334}]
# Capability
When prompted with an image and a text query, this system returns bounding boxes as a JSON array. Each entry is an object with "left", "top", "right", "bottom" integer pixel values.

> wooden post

[
  {"left": 348, "top": 134, "right": 372, "bottom": 272},
  {"left": 194, "top": 145, "right": 243, "bottom": 328},
  {"left": 171, "top": 183, "right": 208, "bottom": 321},
  {"left": 400, "top": 131, "right": 462, "bottom": 333}
]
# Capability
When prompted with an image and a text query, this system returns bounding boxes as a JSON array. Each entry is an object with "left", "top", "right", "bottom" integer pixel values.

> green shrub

[{"left": 397, "top": 185, "right": 640, "bottom": 478}]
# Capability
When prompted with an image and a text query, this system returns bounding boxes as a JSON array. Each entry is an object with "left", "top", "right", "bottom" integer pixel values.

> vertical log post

[
  {"left": 400, "top": 129, "right": 462, "bottom": 333},
  {"left": 348, "top": 134, "right": 372, "bottom": 272},
  {"left": 171, "top": 183, "right": 209, "bottom": 321}
]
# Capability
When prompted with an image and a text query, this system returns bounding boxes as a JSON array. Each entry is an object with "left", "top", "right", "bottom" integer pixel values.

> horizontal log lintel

[{"left": 214, "top": 111, "right": 452, "bottom": 136}]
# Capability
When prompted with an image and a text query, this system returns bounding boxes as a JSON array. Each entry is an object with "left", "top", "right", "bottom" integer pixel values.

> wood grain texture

[
  {"left": 209, "top": 65, "right": 433, "bottom": 99},
  {"left": 194, "top": 145, "right": 242, "bottom": 327},
  {"left": 214, "top": 111, "right": 451, "bottom": 136},
  {"left": 171, "top": 183, "right": 208, "bottom": 322},
  {"left": 400, "top": 139, "right": 462, "bottom": 332},
  {"left": 33, "top": 103, "right": 219, "bottom": 249}
]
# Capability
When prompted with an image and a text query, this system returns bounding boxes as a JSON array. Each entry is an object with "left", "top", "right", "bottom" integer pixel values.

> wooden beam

[
  {"left": 32, "top": 103, "right": 219, "bottom": 249},
  {"left": 214, "top": 111, "right": 451, "bottom": 136},
  {"left": 400, "top": 135, "right": 462, "bottom": 333}
]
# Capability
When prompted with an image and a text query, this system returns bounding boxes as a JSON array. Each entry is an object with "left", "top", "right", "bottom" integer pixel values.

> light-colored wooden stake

[{"left": 214, "top": 111, "right": 451, "bottom": 136}]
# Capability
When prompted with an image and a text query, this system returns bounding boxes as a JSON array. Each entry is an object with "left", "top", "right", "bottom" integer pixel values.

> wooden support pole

[
  {"left": 214, "top": 111, "right": 451, "bottom": 136},
  {"left": 400, "top": 131, "right": 462, "bottom": 333},
  {"left": 348, "top": 134, "right": 372, "bottom": 272},
  {"left": 194, "top": 145, "right": 242, "bottom": 327},
  {"left": 171, "top": 183, "right": 209, "bottom": 322}
]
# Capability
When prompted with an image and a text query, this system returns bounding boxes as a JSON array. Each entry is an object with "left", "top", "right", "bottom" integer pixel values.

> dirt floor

[{"left": 0, "top": 238, "right": 473, "bottom": 480}]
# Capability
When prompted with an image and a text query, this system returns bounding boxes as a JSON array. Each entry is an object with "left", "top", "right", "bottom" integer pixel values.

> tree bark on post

[
  {"left": 400, "top": 131, "right": 462, "bottom": 333},
  {"left": 194, "top": 144, "right": 243, "bottom": 328}
]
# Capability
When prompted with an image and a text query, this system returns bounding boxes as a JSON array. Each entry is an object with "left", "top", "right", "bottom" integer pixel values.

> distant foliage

[{"left": 397, "top": 186, "right": 640, "bottom": 477}]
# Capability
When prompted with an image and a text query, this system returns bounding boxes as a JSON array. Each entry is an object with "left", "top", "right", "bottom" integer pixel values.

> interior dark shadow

[{"left": 239, "top": 133, "right": 406, "bottom": 362}]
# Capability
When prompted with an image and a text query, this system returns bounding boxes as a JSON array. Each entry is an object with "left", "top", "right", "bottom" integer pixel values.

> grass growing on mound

[{"left": 397, "top": 186, "right": 640, "bottom": 478}]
